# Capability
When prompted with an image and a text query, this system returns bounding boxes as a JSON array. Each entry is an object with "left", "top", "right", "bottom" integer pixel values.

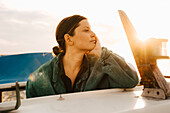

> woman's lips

[{"left": 90, "top": 40, "right": 96, "bottom": 44}]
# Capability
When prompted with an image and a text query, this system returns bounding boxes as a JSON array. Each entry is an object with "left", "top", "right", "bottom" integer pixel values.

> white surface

[{"left": 1, "top": 86, "right": 170, "bottom": 113}]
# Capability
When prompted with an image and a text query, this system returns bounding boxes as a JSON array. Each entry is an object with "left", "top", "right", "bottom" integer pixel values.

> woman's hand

[{"left": 88, "top": 37, "right": 102, "bottom": 58}]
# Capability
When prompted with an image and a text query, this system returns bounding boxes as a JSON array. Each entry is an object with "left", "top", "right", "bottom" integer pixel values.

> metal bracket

[
  {"left": 142, "top": 88, "right": 167, "bottom": 99},
  {"left": 0, "top": 81, "right": 21, "bottom": 112}
]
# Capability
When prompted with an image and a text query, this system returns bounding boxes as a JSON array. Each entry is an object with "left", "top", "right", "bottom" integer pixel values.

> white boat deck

[{"left": 1, "top": 86, "right": 170, "bottom": 113}]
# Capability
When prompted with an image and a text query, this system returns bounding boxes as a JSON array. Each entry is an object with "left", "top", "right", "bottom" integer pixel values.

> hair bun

[{"left": 52, "top": 46, "right": 60, "bottom": 56}]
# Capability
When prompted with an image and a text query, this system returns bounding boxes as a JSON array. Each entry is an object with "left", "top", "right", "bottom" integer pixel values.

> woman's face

[{"left": 70, "top": 19, "right": 96, "bottom": 51}]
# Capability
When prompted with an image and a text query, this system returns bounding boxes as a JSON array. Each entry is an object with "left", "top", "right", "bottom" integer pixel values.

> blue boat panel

[{"left": 0, "top": 53, "right": 53, "bottom": 84}]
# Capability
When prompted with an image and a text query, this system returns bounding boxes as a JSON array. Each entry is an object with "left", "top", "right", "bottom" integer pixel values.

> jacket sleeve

[
  {"left": 26, "top": 74, "right": 37, "bottom": 98},
  {"left": 26, "top": 57, "right": 59, "bottom": 98},
  {"left": 98, "top": 47, "right": 139, "bottom": 88}
]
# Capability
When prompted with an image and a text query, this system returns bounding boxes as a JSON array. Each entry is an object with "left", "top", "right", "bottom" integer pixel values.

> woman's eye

[{"left": 84, "top": 29, "right": 89, "bottom": 32}]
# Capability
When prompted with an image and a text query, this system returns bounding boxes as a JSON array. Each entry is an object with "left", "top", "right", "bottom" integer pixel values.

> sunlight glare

[
  {"left": 137, "top": 33, "right": 150, "bottom": 42},
  {"left": 134, "top": 98, "right": 145, "bottom": 109},
  {"left": 133, "top": 90, "right": 145, "bottom": 109}
]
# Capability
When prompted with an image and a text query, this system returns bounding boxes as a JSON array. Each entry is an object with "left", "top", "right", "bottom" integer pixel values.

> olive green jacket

[{"left": 26, "top": 47, "right": 139, "bottom": 98}]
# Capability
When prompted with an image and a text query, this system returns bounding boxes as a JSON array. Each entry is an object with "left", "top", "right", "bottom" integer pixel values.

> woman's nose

[{"left": 91, "top": 31, "right": 96, "bottom": 38}]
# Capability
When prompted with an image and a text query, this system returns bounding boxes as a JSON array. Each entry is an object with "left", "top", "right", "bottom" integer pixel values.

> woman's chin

[
  {"left": 81, "top": 45, "right": 96, "bottom": 52},
  {"left": 89, "top": 46, "right": 95, "bottom": 51}
]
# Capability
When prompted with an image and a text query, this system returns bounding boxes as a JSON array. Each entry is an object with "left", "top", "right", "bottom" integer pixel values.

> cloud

[
  {"left": 0, "top": 38, "right": 18, "bottom": 46},
  {"left": 0, "top": 4, "right": 123, "bottom": 55},
  {"left": 0, "top": 5, "right": 58, "bottom": 54},
  {"left": 0, "top": 1, "right": 130, "bottom": 59}
]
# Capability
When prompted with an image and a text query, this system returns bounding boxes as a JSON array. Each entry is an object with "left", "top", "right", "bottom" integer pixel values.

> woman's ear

[{"left": 64, "top": 34, "right": 73, "bottom": 46}]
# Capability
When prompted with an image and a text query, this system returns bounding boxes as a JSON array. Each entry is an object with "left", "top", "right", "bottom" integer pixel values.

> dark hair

[{"left": 53, "top": 15, "right": 87, "bottom": 56}]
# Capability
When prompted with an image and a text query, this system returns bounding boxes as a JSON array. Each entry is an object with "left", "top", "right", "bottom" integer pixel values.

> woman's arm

[
  {"left": 85, "top": 36, "right": 139, "bottom": 90},
  {"left": 26, "top": 77, "right": 37, "bottom": 98},
  {"left": 85, "top": 46, "right": 139, "bottom": 91},
  {"left": 99, "top": 47, "right": 139, "bottom": 88}
]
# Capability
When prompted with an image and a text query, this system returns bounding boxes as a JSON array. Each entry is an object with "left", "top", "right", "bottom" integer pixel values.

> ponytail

[{"left": 52, "top": 46, "right": 64, "bottom": 56}]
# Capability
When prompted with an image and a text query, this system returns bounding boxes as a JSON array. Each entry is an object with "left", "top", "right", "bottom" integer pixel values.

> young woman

[{"left": 26, "top": 15, "right": 139, "bottom": 98}]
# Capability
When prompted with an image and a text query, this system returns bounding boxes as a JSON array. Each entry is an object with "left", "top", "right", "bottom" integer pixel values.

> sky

[{"left": 0, "top": 0, "right": 170, "bottom": 75}]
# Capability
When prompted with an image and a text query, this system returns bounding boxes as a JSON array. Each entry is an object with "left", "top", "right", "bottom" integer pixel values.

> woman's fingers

[{"left": 88, "top": 36, "right": 102, "bottom": 58}]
